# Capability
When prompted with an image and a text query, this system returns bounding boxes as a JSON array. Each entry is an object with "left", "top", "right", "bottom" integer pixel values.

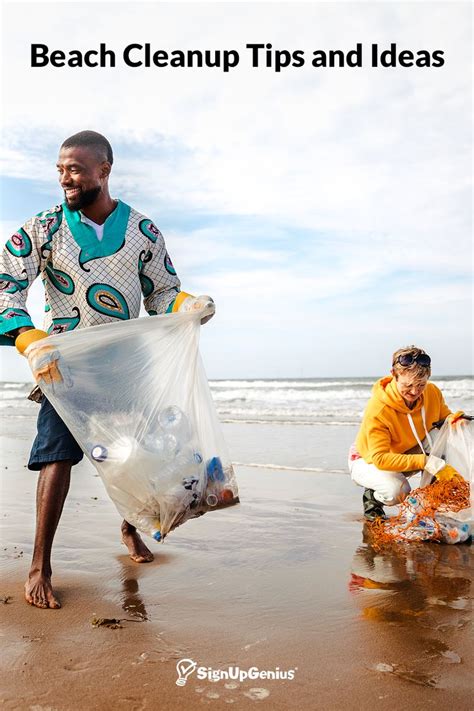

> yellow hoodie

[{"left": 355, "top": 376, "right": 451, "bottom": 472}]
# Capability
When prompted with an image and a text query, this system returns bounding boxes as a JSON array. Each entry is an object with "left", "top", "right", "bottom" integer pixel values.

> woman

[{"left": 349, "top": 346, "right": 462, "bottom": 520}]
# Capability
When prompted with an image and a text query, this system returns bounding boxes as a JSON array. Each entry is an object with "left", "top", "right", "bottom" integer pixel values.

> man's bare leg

[
  {"left": 25, "top": 460, "right": 72, "bottom": 609},
  {"left": 121, "top": 520, "right": 154, "bottom": 563}
]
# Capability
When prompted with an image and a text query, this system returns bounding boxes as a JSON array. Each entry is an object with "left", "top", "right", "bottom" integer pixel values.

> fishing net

[
  {"left": 368, "top": 420, "right": 473, "bottom": 547},
  {"left": 26, "top": 310, "right": 239, "bottom": 541}
]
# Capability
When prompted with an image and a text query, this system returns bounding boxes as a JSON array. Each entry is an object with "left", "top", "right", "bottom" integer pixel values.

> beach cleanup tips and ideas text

[{"left": 30, "top": 43, "right": 445, "bottom": 72}]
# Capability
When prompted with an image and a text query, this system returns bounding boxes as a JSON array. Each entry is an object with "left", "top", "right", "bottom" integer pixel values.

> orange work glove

[
  {"left": 15, "top": 329, "right": 63, "bottom": 384},
  {"left": 424, "top": 456, "right": 464, "bottom": 483},
  {"left": 435, "top": 464, "right": 464, "bottom": 484}
]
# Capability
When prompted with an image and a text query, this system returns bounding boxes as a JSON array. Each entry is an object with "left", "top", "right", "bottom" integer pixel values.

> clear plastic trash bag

[
  {"left": 385, "top": 420, "right": 473, "bottom": 544},
  {"left": 28, "top": 311, "right": 239, "bottom": 541}
]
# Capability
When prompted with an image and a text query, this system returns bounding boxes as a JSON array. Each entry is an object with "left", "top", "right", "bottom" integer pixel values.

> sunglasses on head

[{"left": 395, "top": 353, "right": 431, "bottom": 367}]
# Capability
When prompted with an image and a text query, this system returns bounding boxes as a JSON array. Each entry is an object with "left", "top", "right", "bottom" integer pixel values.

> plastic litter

[
  {"left": 27, "top": 310, "right": 239, "bottom": 541},
  {"left": 370, "top": 420, "right": 473, "bottom": 546}
]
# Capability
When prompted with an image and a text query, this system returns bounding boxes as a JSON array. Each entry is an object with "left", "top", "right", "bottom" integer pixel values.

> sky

[{"left": 0, "top": 1, "right": 472, "bottom": 380}]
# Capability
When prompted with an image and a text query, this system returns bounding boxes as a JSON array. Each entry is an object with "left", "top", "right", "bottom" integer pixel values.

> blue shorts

[{"left": 28, "top": 397, "right": 84, "bottom": 471}]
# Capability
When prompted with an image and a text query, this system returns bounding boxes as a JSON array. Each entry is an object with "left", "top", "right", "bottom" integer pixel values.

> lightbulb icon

[{"left": 176, "top": 658, "right": 197, "bottom": 686}]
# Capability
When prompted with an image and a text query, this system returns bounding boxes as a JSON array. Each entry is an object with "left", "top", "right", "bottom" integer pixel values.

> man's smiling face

[{"left": 57, "top": 145, "right": 109, "bottom": 211}]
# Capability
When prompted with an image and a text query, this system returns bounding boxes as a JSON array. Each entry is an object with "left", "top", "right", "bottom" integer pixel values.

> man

[
  {"left": 349, "top": 346, "right": 463, "bottom": 521},
  {"left": 0, "top": 130, "right": 214, "bottom": 609}
]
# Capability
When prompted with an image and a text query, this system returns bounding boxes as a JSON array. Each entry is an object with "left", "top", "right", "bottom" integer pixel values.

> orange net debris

[{"left": 368, "top": 478, "right": 470, "bottom": 549}]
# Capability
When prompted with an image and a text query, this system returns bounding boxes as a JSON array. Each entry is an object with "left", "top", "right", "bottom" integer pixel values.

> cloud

[{"left": 0, "top": 2, "right": 472, "bottom": 378}]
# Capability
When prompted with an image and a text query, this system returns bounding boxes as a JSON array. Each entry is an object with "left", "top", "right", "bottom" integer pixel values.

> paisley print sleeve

[
  {"left": 0, "top": 214, "right": 50, "bottom": 343},
  {"left": 139, "top": 224, "right": 181, "bottom": 315}
]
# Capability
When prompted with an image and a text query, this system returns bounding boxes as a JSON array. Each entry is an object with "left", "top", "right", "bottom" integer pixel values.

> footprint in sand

[
  {"left": 62, "top": 660, "right": 90, "bottom": 672},
  {"left": 441, "top": 650, "right": 461, "bottom": 663},
  {"left": 119, "top": 697, "right": 146, "bottom": 711},
  {"left": 372, "top": 663, "right": 394, "bottom": 673},
  {"left": 447, "top": 599, "right": 469, "bottom": 610},
  {"left": 243, "top": 688, "right": 270, "bottom": 701},
  {"left": 370, "top": 662, "right": 438, "bottom": 688}
]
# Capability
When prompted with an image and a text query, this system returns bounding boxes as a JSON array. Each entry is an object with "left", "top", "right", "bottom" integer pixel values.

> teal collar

[{"left": 63, "top": 199, "right": 131, "bottom": 270}]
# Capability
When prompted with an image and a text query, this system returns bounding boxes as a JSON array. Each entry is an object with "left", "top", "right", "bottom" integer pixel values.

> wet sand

[{"left": 1, "top": 416, "right": 473, "bottom": 710}]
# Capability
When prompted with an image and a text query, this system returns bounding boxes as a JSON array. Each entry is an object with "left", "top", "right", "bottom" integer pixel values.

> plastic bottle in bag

[
  {"left": 436, "top": 515, "right": 471, "bottom": 544},
  {"left": 131, "top": 514, "right": 162, "bottom": 542},
  {"left": 91, "top": 437, "right": 129, "bottom": 464},
  {"left": 384, "top": 516, "right": 436, "bottom": 542},
  {"left": 159, "top": 406, "right": 192, "bottom": 443},
  {"left": 142, "top": 431, "right": 177, "bottom": 461},
  {"left": 404, "top": 495, "right": 423, "bottom": 522},
  {"left": 204, "top": 456, "right": 224, "bottom": 506},
  {"left": 25, "top": 310, "right": 240, "bottom": 541}
]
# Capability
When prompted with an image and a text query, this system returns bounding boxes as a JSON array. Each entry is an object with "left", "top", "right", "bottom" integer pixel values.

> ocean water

[
  {"left": 1, "top": 376, "right": 472, "bottom": 424},
  {"left": 1, "top": 376, "right": 472, "bottom": 473},
  {"left": 209, "top": 376, "right": 473, "bottom": 425}
]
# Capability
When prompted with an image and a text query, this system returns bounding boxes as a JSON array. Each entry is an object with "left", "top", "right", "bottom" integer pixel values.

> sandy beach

[{"left": 1, "top": 407, "right": 473, "bottom": 710}]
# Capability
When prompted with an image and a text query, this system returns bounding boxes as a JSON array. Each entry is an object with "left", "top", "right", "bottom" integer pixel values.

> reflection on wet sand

[
  {"left": 351, "top": 525, "right": 471, "bottom": 617},
  {"left": 349, "top": 525, "right": 472, "bottom": 687},
  {"left": 118, "top": 560, "right": 149, "bottom": 621}
]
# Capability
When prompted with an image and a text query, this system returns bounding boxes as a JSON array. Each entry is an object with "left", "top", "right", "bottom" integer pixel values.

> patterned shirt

[{"left": 0, "top": 200, "right": 181, "bottom": 344}]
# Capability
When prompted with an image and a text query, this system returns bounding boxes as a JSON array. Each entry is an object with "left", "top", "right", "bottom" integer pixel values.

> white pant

[
  {"left": 349, "top": 458, "right": 415, "bottom": 505},
  {"left": 349, "top": 430, "right": 440, "bottom": 506}
]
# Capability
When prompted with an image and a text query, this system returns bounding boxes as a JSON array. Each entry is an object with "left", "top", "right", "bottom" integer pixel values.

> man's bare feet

[
  {"left": 121, "top": 521, "right": 154, "bottom": 563},
  {"left": 24, "top": 571, "right": 61, "bottom": 609}
]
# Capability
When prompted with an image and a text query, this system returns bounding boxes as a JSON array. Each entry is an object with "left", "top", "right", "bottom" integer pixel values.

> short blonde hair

[{"left": 392, "top": 345, "right": 431, "bottom": 379}]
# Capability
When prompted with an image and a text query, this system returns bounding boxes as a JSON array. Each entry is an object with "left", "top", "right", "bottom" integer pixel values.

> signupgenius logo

[
  {"left": 176, "top": 659, "right": 198, "bottom": 686},
  {"left": 175, "top": 659, "right": 297, "bottom": 686}
]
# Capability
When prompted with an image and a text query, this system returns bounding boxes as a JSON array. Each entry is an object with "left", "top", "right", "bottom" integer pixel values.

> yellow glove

[
  {"left": 434, "top": 464, "right": 464, "bottom": 483},
  {"left": 15, "top": 329, "right": 63, "bottom": 384},
  {"left": 447, "top": 411, "right": 465, "bottom": 426},
  {"left": 15, "top": 328, "right": 48, "bottom": 354}
]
